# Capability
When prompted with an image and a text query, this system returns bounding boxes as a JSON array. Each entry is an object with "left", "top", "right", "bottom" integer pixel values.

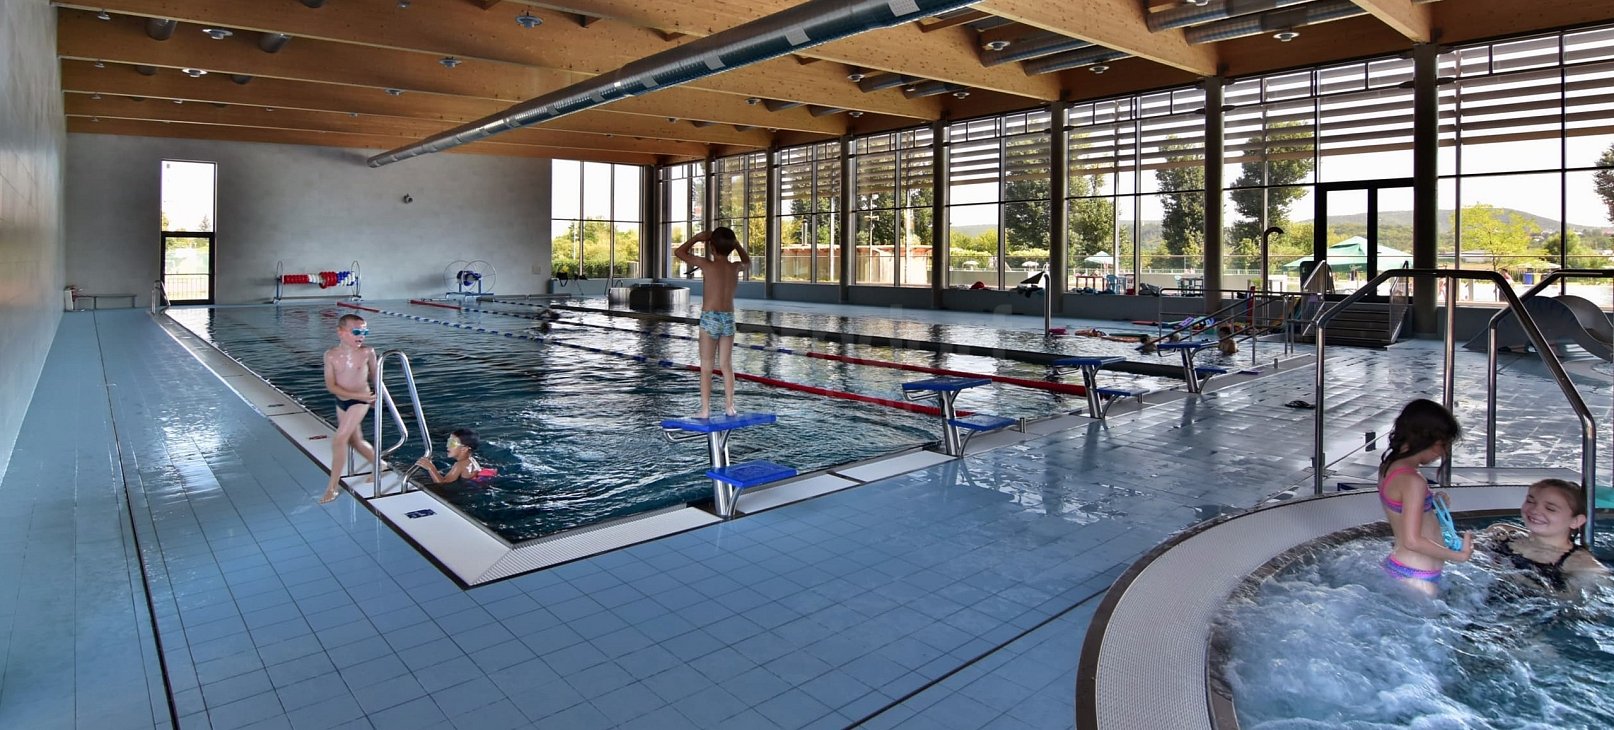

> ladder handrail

[
  {"left": 1312, "top": 268, "right": 1598, "bottom": 545},
  {"left": 371, "top": 351, "right": 431, "bottom": 497}
]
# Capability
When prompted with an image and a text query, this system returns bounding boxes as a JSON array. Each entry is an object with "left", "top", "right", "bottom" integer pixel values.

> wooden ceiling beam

[
  {"left": 56, "top": 9, "right": 845, "bottom": 134},
  {"left": 62, "top": 0, "right": 936, "bottom": 119},
  {"left": 67, "top": 116, "right": 665, "bottom": 165},
  {"left": 973, "top": 0, "right": 1217, "bottom": 75},
  {"left": 60, "top": 60, "right": 772, "bottom": 148},
  {"left": 516, "top": 0, "right": 1063, "bottom": 100},
  {"left": 64, "top": 94, "right": 712, "bottom": 157},
  {"left": 1350, "top": 0, "right": 1433, "bottom": 43},
  {"left": 1434, "top": 0, "right": 1614, "bottom": 45}
]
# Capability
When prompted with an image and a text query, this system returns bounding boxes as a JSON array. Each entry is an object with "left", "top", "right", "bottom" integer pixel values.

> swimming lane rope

[
  {"left": 447, "top": 302, "right": 1090, "bottom": 397},
  {"left": 349, "top": 302, "right": 951, "bottom": 417}
]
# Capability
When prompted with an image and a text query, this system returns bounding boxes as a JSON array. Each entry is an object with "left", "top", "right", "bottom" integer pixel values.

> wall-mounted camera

[{"left": 401, "top": 194, "right": 414, "bottom": 204}]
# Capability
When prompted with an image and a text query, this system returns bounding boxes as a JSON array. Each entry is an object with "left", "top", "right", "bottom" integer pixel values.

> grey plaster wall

[
  {"left": 66, "top": 134, "right": 553, "bottom": 306},
  {"left": 0, "top": 2, "right": 66, "bottom": 484}
]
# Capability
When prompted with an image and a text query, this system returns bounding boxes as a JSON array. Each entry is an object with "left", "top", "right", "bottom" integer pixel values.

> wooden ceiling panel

[
  {"left": 1350, "top": 0, "right": 1434, "bottom": 42},
  {"left": 61, "top": 0, "right": 938, "bottom": 118},
  {"left": 60, "top": 60, "right": 774, "bottom": 147},
  {"left": 973, "top": 0, "right": 1216, "bottom": 75}
]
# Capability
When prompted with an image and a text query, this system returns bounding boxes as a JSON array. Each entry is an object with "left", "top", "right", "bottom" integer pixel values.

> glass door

[
  {"left": 161, "top": 160, "right": 217, "bottom": 304},
  {"left": 1314, "top": 179, "right": 1414, "bottom": 299}
]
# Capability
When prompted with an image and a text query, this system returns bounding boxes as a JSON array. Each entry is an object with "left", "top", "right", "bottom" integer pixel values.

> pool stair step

[{"left": 706, "top": 460, "right": 798, "bottom": 490}]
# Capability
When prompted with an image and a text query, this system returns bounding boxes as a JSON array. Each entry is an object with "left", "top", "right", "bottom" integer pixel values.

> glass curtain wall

[
  {"left": 853, "top": 129, "right": 935, "bottom": 287},
  {"left": 713, "top": 152, "right": 768, "bottom": 280},
  {"left": 948, "top": 112, "right": 1051, "bottom": 290},
  {"left": 1066, "top": 88, "right": 1205, "bottom": 294},
  {"left": 660, "top": 161, "right": 706, "bottom": 278},
  {"left": 551, "top": 160, "right": 645, "bottom": 279},
  {"left": 778, "top": 142, "right": 842, "bottom": 284},
  {"left": 1440, "top": 26, "right": 1614, "bottom": 306}
]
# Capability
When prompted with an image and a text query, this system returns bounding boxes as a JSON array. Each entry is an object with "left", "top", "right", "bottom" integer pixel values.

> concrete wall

[
  {"left": 0, "top": 3, "right": 66, "bottom": 484},
  {"left": 66, "top": 135, "right": 553, "bottom": 305}
]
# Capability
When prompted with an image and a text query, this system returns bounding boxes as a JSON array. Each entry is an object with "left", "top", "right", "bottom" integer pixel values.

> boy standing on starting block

[
  {"left": 674, "top": 227, "right": 749, "bottom": 418},
  {"left": 320, "top": 313, "right": 379, "bottom": 503}
]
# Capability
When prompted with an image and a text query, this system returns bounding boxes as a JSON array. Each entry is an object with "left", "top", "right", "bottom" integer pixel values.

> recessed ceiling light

[
  {"left": 848, "top": 110, "right": 863, "bottom": 118},
  {"left": 516, "top": 11, "right": 542, "bottom": 29},
  {"left": 92, "top": 116, "right": 101, "bottom": 122},
  {"left": 173, "top": 99, "right": 184, "bottom": 104},
  {"left": 202, "top": 28, "right": 233, "bottom": 40},
  {"left": 96, "top": 10, "right": 111, "bottom": 21},
  {"left": 982, "top": 40, "right": 1010, "bottom": 52},
  {"left": 847, "top": 71, "right": 865, "bottom": 82},
  {"left": 91, "top": 93, "right": 101, "bottom": 100},
  {"left": 397, "top": 0, "right": 410, "bottom": 7},
  {"left": 1089, "top": 63, "right": 1110, "bottom": 74},
  {"left": 667, "top": 116, "right": 677, "bottom": 122},
  {"left": 350, "top": 112, "right": 359, "bottom": 117},
  {"left": 746, "top": 97, "right": 761, "bottom": 105},
  {"left": 952, "top": 90, "right": 970, "bottom": 99},
  {"left": 384, "top": 88, "right": 404, "bottom": 96},
  {"left": 182, "top": 68, "right": 207, "bottom": 78},
  {"left": 1273, "top": 29, "right": 1300, "bottom": 42},
  {"left": 1185, "top": 0, "right": 1210, "bottom": 6},
  {"left": 263, "top": 107, "right": 273, "bottom": 112},
  {"left": 93, "top": 60, "right": 106, "bottom": 68},
  {"left": 440, "top": 56, "right": 461, "bottom": 69}
]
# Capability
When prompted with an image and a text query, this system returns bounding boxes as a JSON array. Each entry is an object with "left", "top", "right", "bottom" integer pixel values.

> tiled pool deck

[{"left": 1, "top": 304, "right": 1608, "bottom": 729}]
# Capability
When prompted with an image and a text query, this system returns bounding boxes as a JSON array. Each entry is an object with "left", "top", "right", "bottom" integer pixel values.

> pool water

[
  {"left": 170, "top": 303, "right": 1127, "bottom": 542},
  {"left": 1212, "top": 524, "right": 1614, "bottom": 729}
]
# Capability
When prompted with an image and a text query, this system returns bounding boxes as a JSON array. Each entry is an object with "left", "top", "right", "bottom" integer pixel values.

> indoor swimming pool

[{"left": 167, "top": 301, "right": 1181, "bottom": 542}]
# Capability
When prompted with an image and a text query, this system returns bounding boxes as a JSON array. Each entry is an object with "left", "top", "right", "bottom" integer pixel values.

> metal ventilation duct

[
  {"left": 857, "top": 73, "right": 918, "bottom": 93},
  {"left": 982, "top": 35, "right": 1092, "bottom": 66},
  {"left": 1146, "top": 0, "right": 1315, "bottom": 33},
  {"left": 1185, "top": 0, "right": 1367, "bottom": 44},
  {"left": 902, "top": 81, "right": 965, "bottom": 98},
  {"left": 1022, "top": 47, "right": 1129, "bottom": 76},
  {"left": 259, "top": 32, "right": 291, "bottom": 53},
  {"left": 145, "top": 18, "right": 177, "bottom": 40},
  {"left": 367, "top": 0, "right": 984, "bottom": 167}
]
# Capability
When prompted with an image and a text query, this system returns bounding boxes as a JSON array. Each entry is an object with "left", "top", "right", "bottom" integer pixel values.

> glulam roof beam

[
  {"left": 60, "top": 0, "right": 937, "bottom": 120},
  {"left": 973, "top": 0, "right": 1216, "bottom": 75},
  {"left": 517, "top": 0, "right": 1063, "bottom": 100},
  {"left": 1350, "top": 0, "right": 1434, "bottom": 43}
]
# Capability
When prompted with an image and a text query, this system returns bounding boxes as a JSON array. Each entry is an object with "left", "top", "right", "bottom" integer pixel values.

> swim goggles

[
  {"left": 350, "top": 328, "right": 370, "bottom": 336},
  {"left": 446, "top": 436, "right": 463, "bottom": 451}
]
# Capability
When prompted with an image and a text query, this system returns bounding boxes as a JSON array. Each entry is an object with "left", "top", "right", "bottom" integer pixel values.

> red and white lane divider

[
  {"left": 449, "top": 301, "right": 1089, "bottom": 397},
  {"left": 349, "top": 301, "right": 950, "bottom": 417}
]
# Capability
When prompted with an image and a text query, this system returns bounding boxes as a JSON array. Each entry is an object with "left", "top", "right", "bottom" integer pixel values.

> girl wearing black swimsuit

[{"left": 1480, "top": 479, "right": 1608, "bottom": 596}]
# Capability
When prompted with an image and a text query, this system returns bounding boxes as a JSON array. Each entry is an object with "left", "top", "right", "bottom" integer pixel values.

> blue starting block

[
  {"left": 707, "top": 460, "right": 798, "bottom": 489},
  {"left": 902, "top": 377, "right": 1020, "bottom": 456},
  {"left": 1049, "top": 355, "right": 1145, "bottom": 419},
  {"left": 662, "top": 412, "right": 787, "bottom": 518},
  {"left": 1155, "top": 340, "right": 1221, "bottom": 393}
]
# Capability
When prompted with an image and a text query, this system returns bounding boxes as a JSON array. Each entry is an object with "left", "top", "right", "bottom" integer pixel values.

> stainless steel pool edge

[{"left": 1074, "top": 483, "right": 1536, "bottom": 730}]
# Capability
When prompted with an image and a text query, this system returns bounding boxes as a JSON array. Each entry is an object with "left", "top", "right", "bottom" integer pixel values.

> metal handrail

[
  {"left": 1481, "top": 268, "right": 1614, "bottom": 467},
  {"left": 149, "top": 280, "right": 167, "bottom": 315},
  {"left": 371, "top": 351, "right": 431, "bottom": 498},
  {"left": 1146, "top": 289, "right": 1292, "bottom": 350},
  {"left": 1312, "top": 268, "right": 1598, "bottom": 545}
]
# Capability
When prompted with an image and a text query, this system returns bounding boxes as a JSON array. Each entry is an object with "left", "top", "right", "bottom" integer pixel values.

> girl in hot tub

[
  {"left": 1481, "top": 479, "right": 1609, "bottom": 598},
  {"left": 1378, "top": 399, "right": 1474, "bottom": 595}
]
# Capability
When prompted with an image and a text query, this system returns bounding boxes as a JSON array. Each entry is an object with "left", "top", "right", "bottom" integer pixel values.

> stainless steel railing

[
  {"left": 369, "top": 351, "right": 431, "bottom": 498},
  {"left": 1312, "top": 268, "right": 1599, "bottom": 544}
]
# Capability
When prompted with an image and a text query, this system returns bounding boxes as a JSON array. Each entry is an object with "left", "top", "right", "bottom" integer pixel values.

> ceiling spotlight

[
  {"left": 96, "top": 10, "right": 111, "bottom": 21},
  {"left": 440, "top": 56, "right": 461, "bottom": 69},
  {"left": 384, "top": 87, "right": 404, "bottom": 96},
  {"left": 848, "top": 110, "right": 863, "bottom": 118},
  {"left": 397, "top": 0, "right": 410, "bottom": 7},
  {"left": 202, "top": 27, "right": 233, "bottom": 40},
  {"left": 1089, "top": 63, "right": 1110, "bottom": 74},
  {"left": 349, "top": 112, "right": 358, "bottom": 117},
  {"left": 263, "top": 107, "right": 273, "bottom": 112},
  {"left": 667, "top": 116, "right": 677, "bottom": 122},
  {"left": 93, "top": 60, "right": 106, "bottom": 68},
  {"left": 1273, "top": 29, "right": 1300, "bottom": 42},
  {"left": 746, "top": 97, "right": 761, "bottom": 105},
  {"left": 92, "top": 117, "right": 101, "bottom": 122},
  {"left": 516, "top": 11, "right": 542, "bottom": 29},
  {"left": 1185, "top": 0, "right": 1211, "bottom": 6},
  {"left": 952, "top": 90, "right": 970, "bottom": 99},
  {"left": 846, "top": 71, "right": 865, "bottom": 82},
  {"left": 173, "top": 99, "right": 184, "bottom": 104},
  {"left": 902, "top": 85, "right": 917, "bottom": 93},
  {"left": 982, "top": 40, "right": 1010, "bottom": 52},
  {"left": 91, "top": 93, "right": 101, "bottom": 100},
  {"left": 182, "top": 68, "right": 207, "bottom": 78}
]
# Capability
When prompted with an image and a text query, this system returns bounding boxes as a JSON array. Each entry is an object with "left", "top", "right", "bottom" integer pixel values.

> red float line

[
  {"left": 337, "top": 302, "right": 381, "bottom": 313},
  {"left": 408, "top": 299, "right": 463, "bottom": 310},
  {"left": 371, "top": 302, "right": 949, "bottom": 417}
]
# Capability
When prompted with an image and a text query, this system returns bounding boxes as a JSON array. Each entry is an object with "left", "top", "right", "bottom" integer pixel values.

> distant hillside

[{"left": 1314, "top": 209, "right": 1609, "bottom": 234}]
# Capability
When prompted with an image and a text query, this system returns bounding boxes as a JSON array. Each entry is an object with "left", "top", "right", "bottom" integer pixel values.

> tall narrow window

[
  {"left": 161, "top": 160, "right": 217, "bottom": 303},
  {"left": 551, "top": 160, "right": 645, "bottom": 280}
]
